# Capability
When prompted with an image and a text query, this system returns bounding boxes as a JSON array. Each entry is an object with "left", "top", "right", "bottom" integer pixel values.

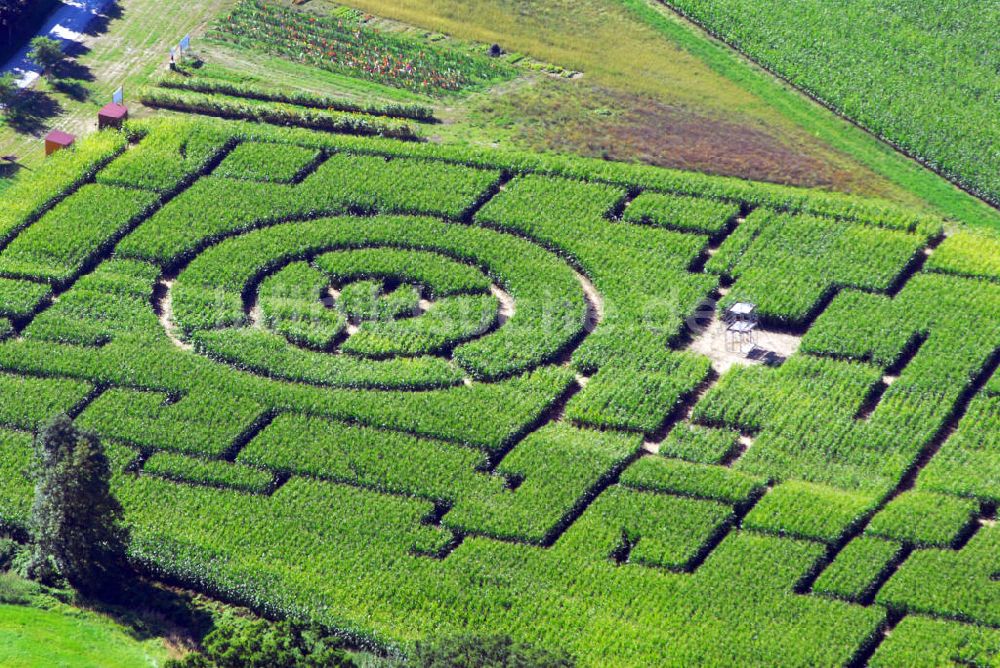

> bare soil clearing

[{"left": 687, "top": 311, "right": 802, "bottom": 375}]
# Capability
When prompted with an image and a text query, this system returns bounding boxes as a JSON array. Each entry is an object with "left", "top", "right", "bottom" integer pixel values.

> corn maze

[{"left": 0, "top": 116, "right": 997, "bottom": 666}]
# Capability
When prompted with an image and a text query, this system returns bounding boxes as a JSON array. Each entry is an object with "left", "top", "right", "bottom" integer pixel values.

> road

[{"left": 2, "top": 0, "right": 117, "bottom": 87}]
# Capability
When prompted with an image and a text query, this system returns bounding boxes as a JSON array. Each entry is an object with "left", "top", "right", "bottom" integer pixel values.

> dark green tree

[
  {"left": 27, "top": 36, "right": 64, "bottom": 79},
  {"left": 413, "top": 634, "right": 575, "bottom": 668},
  {"left": 27, "top": 414, "right": 130, "bottom": 598}
]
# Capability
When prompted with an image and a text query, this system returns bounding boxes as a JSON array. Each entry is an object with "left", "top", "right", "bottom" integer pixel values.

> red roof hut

[
  {"left": 98, "top": 102, "right": 128, "bottom": 130},
  {"left": 44, "top": 130, "right": 75, "bottom": 156}
]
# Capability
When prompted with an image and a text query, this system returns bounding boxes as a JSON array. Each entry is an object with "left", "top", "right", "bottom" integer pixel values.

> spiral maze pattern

[
  {"left": 168, "top": 214, "right": 590, "bottom": 389},
  {"left": 0, "top": 118, "right": 998, "bottom": 664}
]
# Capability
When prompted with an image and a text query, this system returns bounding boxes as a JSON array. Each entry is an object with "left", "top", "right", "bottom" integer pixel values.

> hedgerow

[
  {"left": 925, "top": 230, "right": 1000, "bottom": 281},
  {"left": 23, "top": 260, "right": 162, "bottom": 346},
  {"left": 118, "top": 156, "right": 502, "bottom": 267},
  {"left": 477, "top": 174, "right": 714, "bottom": 366},
  {"left": 97, "top": 121, "right": 232, "bottom": 193},
  {"left": 315, "top": 248, "right": 491, "bottom": 298},
  {"left": 155, "top": 75, "right": 435, "bottom": 121},
  {"left": 797, "top": 273, "right": 1000, "bottom": 497},
  {"left": 742, "top": 481, "right": 877, "bottom": 543},
  {"left": 560, "top": 485, "right": 734, "bottom": 571},
  {"left": 138, "top": 86, "right": 420, "bottom": 140},
  {"left": 866, "top": 490, "right": 979, "bottom": 548},
  {"left": 869, "top": 615, "right": 1000, "bottom": 667},
  {"left": 0, "top": 372, "right": 91, "bottom": 430},
  {"left": 238, "top": 413, "right": 503, "bottom": 502},
  {"left": 707, "top": 208, "right": 927, "bottom": 325},
  {"left": 620, "top": 456, "right": 766, "bottom": 505},
  {"left": 0, "top": 335, "right": 575, "bottom": 453},
  {"left": 811, "top": 536, "right": 901, "bottom": 602},
  {"left": 343, "top": 294, "right": 497, "bottom": 358},
  {"left": 258, "top": 262, "right": 345, "bottom": 349},
  {"left": 124, "top": 116, "right": 946, "bottom": 233},
  {"left": 623, "top": 192, "right": 739, "bottom": 236},
  {"left": 306, "top": 153, "right": 502, "bottom": 219},
  {"left": 443, "top": 424, "right": 640, "bottom": 543},
  {"left": 77, "top": 387, "right": 266, "bottom": 458},
  {"left": 143, "top": 451, "right": 274, "bottom": 494},
  {"left": 693, "top": 354, "right": 882, "bottom": 434},
  {"left": 115, "top": 176, "right": 328, "bottom": 265},
  {"left": 0, "top": 278, "right": 50, "bottom": 319},
  {"left": 193, "top": 327, "right": 465, "bottom": 390},
  {"left": 118, "top": 474, "right": 456, "bottom": 629},
  {"left": 214, "top": 142, "right": 321, "bottom": 183},
  {"left": 641, "top": 531, "right": 885, "bottom": 666},
  {"left": 0, "top": 130, "right": 127, "bottom": 245},
  {"left": 656, "top": 422, "right": 740, "bottom": 465},
  {"left": 166, "top": 216, "right": 584, "bottom": 380},
  {"left": 335, "top": 279, "right": 418, "bottom": 321},
  {"left": 0, "top": 184, "right": 158, "bottom": 286},
  {"left": 565, "top": 353, "right": 710, "bottom": 434},
  {"left": 917, "top": 394, "right": 1000, "bottom": 503},
  {"left": 877, "top": 526, "right": 1000, "bottom": 626},
  {"left": 331, "top": 279, "right": 375, "bottom": 319},
  {"left": 0, "top": 429, "right": 33, "bottom": 528}
]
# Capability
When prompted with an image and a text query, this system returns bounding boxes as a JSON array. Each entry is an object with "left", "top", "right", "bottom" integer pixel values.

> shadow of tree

[
  {"left": 5, "top": 89, "right": 63, "bottom": 135},
  {"left": 82, "top": 1, "right": 124, "bottom": 37},
  {"left": 0, "top": 160, "right": 22, "bottom": 180},
  {"left": 82, "top": 575, "right": 215, "bottom": 647},
  {"left": 52, "top": 78, "right": 90, "bottom": 101},
  {"left": 56, "top": 44, "right": 94, "bottom": 74}
]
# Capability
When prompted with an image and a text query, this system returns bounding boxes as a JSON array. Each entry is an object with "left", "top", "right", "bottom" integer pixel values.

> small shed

[
  {"left": 44, "top": 130, "right": 76, "bottom": 156},
  {"left": 98, "top": 102, "right": 128, "bottom": 130}
]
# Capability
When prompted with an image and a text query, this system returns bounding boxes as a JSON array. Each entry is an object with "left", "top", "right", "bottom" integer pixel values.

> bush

[
  {"left": 0, "top": 571, "right": 39, "bottom": 605},
  {"left": 167, "top": 614, "right": 355, "bottom": 668},
  {"left": 413, "top": 634, "right": 574, "bottom": 668}
]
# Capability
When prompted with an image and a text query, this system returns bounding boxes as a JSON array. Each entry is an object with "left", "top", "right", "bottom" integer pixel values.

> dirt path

[
  {"left": 576, "top": 271, "right": 603, "bottom": 330},
  {"left": 490, "top": 284, "right": 515, "bottom": 325},
  {"left": 155, "top": 279, "right": 192, "bottom": 351}
]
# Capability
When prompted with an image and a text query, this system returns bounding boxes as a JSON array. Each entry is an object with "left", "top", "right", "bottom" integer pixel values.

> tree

[
  {"left": 0, "top": 72, "right": 16, "bottom": 112},
  {"left": 413, "top": 634, "right": 575, "bottom": 668},
  {"left": 27, "top": 36, "right": 64, "bottom": 79},
  {"left": 27, "top": 414, "right": 130, "bottom": 598}
]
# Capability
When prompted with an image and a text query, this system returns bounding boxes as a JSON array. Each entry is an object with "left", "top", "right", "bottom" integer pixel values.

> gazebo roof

[
  {"left": 44, "top": 129, "right": 76, "bottom": 146},
  {"left": 98, "top": 102, "right": 128, "bottom": 119}
]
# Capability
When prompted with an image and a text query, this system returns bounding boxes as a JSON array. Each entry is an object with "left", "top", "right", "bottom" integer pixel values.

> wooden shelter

[
  {"left": 98, "top": 102, "right": 128, "bottom": 130},
  {"left": 44, "top": 130, "right": 75, "bottom": 156}
]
